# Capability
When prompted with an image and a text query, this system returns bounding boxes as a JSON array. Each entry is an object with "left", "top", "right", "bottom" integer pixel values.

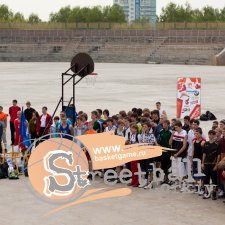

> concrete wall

[
  {"left": 0, "top": 29, "right": 225, "bottom": 64},
  {"left": 213, "top": 48, "right": 225, "bottom": 66}
]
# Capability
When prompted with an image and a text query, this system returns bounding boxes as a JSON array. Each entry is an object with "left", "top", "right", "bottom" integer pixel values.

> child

[
  {"left": 85, "top": 121, "right": 97, "bottom": 179},
  {"left": 202, "top": 130, "right": 220, "bottom": 200},
  {"left": 114, "top": 119, "right": 125, "bottom": 136},
  {"left": 139, "top": 122, "right": 157, "bottom": 189},
  {"left": 104, "top": 118, "right": 116, "bottom": 132},
  {"left": 114, "top": 119, "right": 125, "bottom": 183},
  {"left": 59, "top": 115, "right": 74, "bottom": 140},
  {"left": 126, "top": 123, "right": 140, "bottom": 187},
  {"left": 50, "top": 116, "right": 59, "bottom": 138},
  {"left": 192, "top": 127, "right": 206, "bottom": 192}
]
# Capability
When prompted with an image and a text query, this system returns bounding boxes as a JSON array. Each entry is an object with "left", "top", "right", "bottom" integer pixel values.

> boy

[
  {"left": 202, "top": 130, "right": 220, "bottom": 200},
  {"left": 0, "top": 106, "right": 8, "bottom": 151},
  {"left": 183, "top": 116, "right": 190, "bottom": 133},
  {"left": 139, "top": 122, "right": 157, "bottom": 189},
  {"left": 50, "top": 116, "right": 60, "bottom": 138},
  {"left": 104, "top": 118, "right": 116, "bottom": 132},
  {"left": 159, "top": 120, "right": 172, "bottom": 181},
  {"left": 126, "top": 123, "right": 140, "bottom": 187},
  {"left": 91, "top": 111, "right": 100, "bottom": 133},
  {"left": 156, "top": 102, "right": 167, "bottom": 117},
  {"left": 169, "top": 121, "right": 188, "bottom": 182},
  {"left": 59, "top": 115, "right": 74, "bottom": 140},
  {"left": 9, "top": 100, "right": 21, "bottom": 145}
]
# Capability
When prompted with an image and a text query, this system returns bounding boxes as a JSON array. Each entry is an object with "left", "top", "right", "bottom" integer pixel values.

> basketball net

[{"left": 85, "top": 73, "right": 98, "bottom": 86}]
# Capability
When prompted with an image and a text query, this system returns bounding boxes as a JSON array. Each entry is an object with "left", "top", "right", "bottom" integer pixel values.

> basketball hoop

[{"left": 85, "top": 72, "right": 98, "bottom": 86}]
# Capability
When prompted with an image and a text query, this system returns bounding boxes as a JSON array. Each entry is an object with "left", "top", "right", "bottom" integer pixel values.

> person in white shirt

[
  {"left": 156, "top": 102, "right": 167, "bottom": 117},
  {"left": 104, "top": 118, "right": 116, "bottom": 132}
]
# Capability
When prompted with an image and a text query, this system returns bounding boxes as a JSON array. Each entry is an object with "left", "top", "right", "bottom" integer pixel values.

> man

[
  {"left": 37, "top": 106, "right": 52, "bottom": 139},
  {"left": 9, "top": 100, "right": 21, "bottom": 145},
  {"left": 202, "top": 130, "right": 220, "bottom": 200},
  {"left": 156, "top": 102, "right": 167, "bottom": 117},
  {"left": 24, "top": 101, "right": 35, "bottom": 122},
  {"left": 183, "top": 116, "right": 191, "bottom": 133},
  {"left": 0, "top": 106, "right": 8, "bottom": 151}
]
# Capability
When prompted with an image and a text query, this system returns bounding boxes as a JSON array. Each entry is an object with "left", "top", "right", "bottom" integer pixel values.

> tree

[
  {"left": 28, "top": 13, "right": 42, "bottom": 23},
  {"left": 107, "top": 4, "right": 126, "bottom": 22},
  {"left": 49, "top": 6, "right": 71, "bottom": 23},
  {"left": 13, "top": 12, "right": 25, "bottom": 22},
  {"left": 0, "top": 4, "right": 13, "bottom": 21}
]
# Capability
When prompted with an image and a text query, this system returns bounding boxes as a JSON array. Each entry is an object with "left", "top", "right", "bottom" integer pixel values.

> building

[{"left": 113, "top": 0, "right": 156, "bottom": 23}]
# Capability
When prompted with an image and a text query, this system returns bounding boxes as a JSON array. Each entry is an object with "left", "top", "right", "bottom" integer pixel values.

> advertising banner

[{"left": 177, "top": 77, "right": 201, "bottom": 119}]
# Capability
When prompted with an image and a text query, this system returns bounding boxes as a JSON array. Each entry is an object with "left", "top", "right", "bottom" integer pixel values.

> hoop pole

[{"left": 63, "top": 65, "right": 88, "bottom": 86}]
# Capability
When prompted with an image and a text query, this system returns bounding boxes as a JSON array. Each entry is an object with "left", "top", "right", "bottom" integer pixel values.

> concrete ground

[
  {"left": 0, "top": 63, "right": 225, "bottom": 224},
  {"left": 0, "top": 177, "right": 225, "bottom": 225}
]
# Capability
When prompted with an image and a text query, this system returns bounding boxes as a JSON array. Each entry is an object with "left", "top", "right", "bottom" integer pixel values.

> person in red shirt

[
  {"left": 14, "top": 111, "right": 27, "bottom": 152},
  {"left": 0, "top": 106, "right": 8, "bottom": 151},
  {"left": 9, "top": 100, "right": 21, "bottom": 145},
  {"left": 36, "top": 106, "right": 52, "bottom": 141}
]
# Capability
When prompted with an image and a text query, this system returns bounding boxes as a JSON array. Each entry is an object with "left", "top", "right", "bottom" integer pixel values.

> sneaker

[
  {"left": 198, "top": 188, "right": 205, "bottom": 196},
  {"left": 138, "top": 180, "right": 148, "bottom": 188},
  {"left": 218, "top": 190, "right": 224, "bottom": 198},
  {"left": 144, "top": 183, "right": 153, "bottom": 190}
]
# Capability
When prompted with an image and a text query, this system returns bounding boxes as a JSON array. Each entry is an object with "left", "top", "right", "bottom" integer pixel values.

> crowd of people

[{"left": 0, "top": 100, "right": 225, "bottom": 203}]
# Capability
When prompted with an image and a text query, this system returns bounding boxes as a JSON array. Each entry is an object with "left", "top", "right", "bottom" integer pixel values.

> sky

[{"left": 1, "top": 0, "right": 225, "bottom": 21}]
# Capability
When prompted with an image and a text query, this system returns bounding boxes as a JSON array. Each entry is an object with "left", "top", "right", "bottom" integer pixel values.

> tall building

[{"left": 113, "top": 0, "right": 157, "bottom": 23}]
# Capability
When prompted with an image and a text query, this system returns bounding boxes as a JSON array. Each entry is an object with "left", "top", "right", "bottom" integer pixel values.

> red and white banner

[{"left": 177, "top": 77, "right": 201, "bottom": 119}]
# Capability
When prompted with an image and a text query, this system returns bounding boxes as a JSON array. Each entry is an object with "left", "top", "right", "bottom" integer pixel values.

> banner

[{"left": 177, "top": 77, "right": 201, "bottom": 119}]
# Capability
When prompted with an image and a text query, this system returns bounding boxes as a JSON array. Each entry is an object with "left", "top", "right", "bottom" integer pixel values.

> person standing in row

[
  {"left": 9, "top": 100, "right": 21, "bottom": 145},
  {"left": 37, "top": 106, "right": 52, "bottom": 140},
  {"left": 0, "top": 106, "right": 8, "bottom": 152},
  {"left": 24, "top": 101, "right": 35, "bottom": 122}
]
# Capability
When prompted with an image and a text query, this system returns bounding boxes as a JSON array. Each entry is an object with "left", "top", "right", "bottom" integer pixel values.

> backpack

[
  {"left": 8, "top": 166, "right": 19, "bottom": 180},
  {"left": 206, "top": 111, "right": 217, "bottom": 120},
  {"left": 200, "top": 114, "right": 209, "bottom": 121},
  {"left": 0, "top": 162, "right": 8, "bottom": 179}
]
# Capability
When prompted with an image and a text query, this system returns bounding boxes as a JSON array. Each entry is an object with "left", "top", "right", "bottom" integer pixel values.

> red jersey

[
  {"left": 14, "top": 119, "right": 26, "bottom": 151},
  {"left": 9, "top": 106, "right": 21, "bottom": 122}
]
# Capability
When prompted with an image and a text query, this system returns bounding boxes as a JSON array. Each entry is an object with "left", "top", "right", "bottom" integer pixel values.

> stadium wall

[{"left": 0, "top": 29, "right": 225, "bottom": 65}]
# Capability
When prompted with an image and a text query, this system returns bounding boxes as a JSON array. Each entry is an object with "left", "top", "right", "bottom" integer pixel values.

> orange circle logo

[{"left": 28, "top": 137, "right": 89, "bottom": 203}]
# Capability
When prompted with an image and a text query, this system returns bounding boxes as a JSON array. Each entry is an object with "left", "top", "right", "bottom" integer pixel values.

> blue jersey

[{"left": 59, "top": 124, "right": 73, "bottom": 140}]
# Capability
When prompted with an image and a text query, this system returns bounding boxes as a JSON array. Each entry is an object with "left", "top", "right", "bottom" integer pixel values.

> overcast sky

[{"left": 1, "top": 0, "right": 225, "bottom": 21}]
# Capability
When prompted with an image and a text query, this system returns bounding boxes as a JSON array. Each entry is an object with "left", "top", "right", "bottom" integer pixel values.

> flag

[{"left": 20, "top": 107, "right": 31, "bottom": 148}]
